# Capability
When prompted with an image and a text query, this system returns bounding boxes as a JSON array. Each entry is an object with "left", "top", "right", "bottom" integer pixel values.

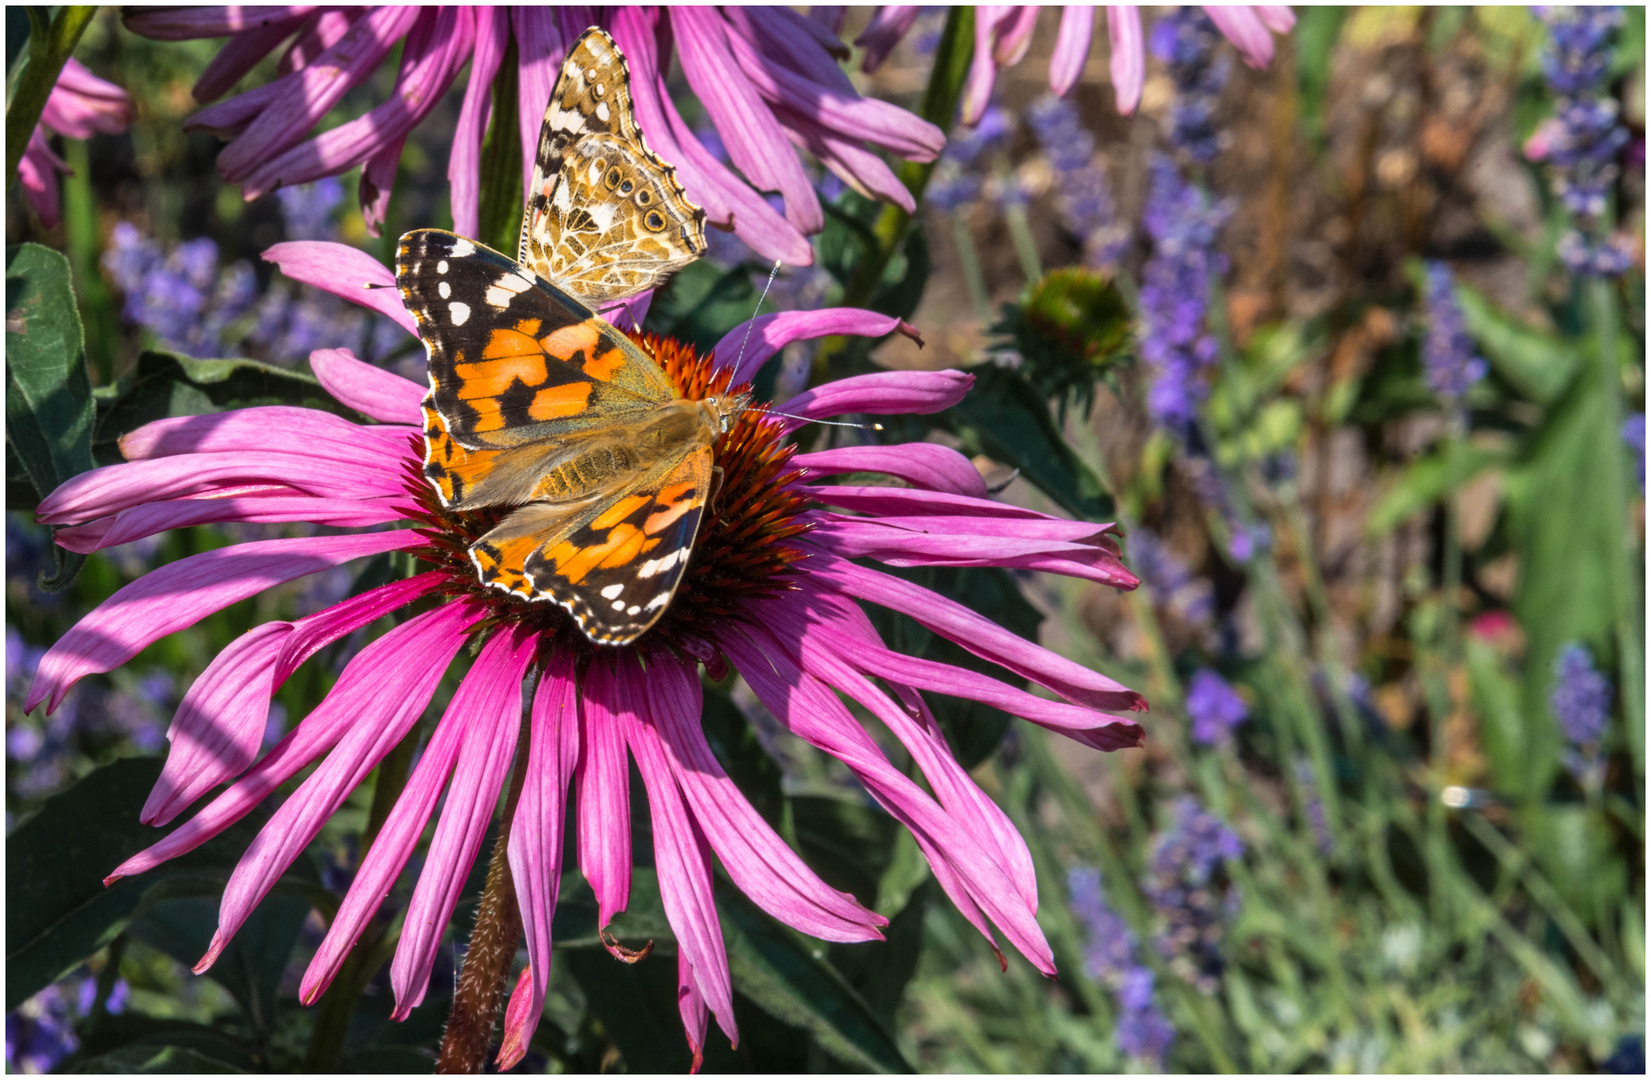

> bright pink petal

[
  {"left": 271, "top": 570, "right": 446, "bottom": 685},
  {"left": 1204, "top": 4, "right": 1274, "bottom": 68},
  {"left": 775, "top": 111, "right": 915, "bottom": 212},
  {"left": 106, "top": 599, "right": 481, "bottom": 886},
  {"left": 24, "top": 530, "right": 420, "bottom": 715},
  {"left": 638, "top": 649, "right": 885, "bottom": 941},
  {"left": 450, "top": 7, "right": 509, "bottom": 239},
  {"left": 776, "top": 370, "right": 969, "bottom": 429},
  {"left": 262, "top": 242, "right": 418, "bottom": 335},
  {"left": 855, "top": 6, "right": 921, "bottom": 72},
  {"left": 793, "top": 443, "right": 988, "bottom": 498},
  {"left": 41, "top": 60, "right": 132, "bottom": 139},
  {"left": 117, "top": 405, "right": 411, "bottom": 462},
  {"left": 799, "top": 483, "right": 1045, "bottom": 519},
  {"left": 994, "top": 6, "right": 1040, "bottom": 66},
  {"left": 513, "top": 8, "right": 568, "bottom": 194},
  {"left": 389, "top": 625, "right": 538, "bottom": 1017},
  {"left": 615, "top": 656, "right": 737, "bottom": 1048},
  {"left": 963, "top": 7, "right": 1017, "bottom": 125},
  {"left": 1050, "top": 7, "right": 1095, "bottom": 97},
  {"left": 52, "top": 496, "right": 404, "bottom": 554},
  {"left": 192, "top": 14, "right": 313, "bottom": 102},
  {"left": 577, "top": 657, "right": 633, "bottom": 930},
  {"left": 497, "top": 649, "right": 581, "bottom": 1069},
  {"left": 678, "top": 952, "right": 710, "bottom": 1073},
  {"left": 309, "top": 348, "right": 424, "bottom": 424},
  {"left": 124, "top": 6, "right": 318, "bottom": 39},
  {"left": 1107, "top": 6, "right": 1144, "bottom": 115},
  {"left": 1254, "top": 5, "right": 1297, "bottom": 34},
  {"left": 729, "top": 8, "right": 854, "bottom": 93},
  {"left": 715, "top": 311, "right": 921, "bottom": 386},
  {"left": 804, "top": 548, "right": 1147, "bottom": 713},
  {"left": 19, "top": 129, "right": 66, "bottom": 228},
  {"left": 197, "top": 603, "right": 492, "bottom": 976}
]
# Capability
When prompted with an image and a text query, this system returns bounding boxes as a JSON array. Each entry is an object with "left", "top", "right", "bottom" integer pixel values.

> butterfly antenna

[
  {"left": 742, "top": 406, "right": 883, "bottom": 432},
  {"left": 732, "top": 259, "right": 783, "bottom": 377}
]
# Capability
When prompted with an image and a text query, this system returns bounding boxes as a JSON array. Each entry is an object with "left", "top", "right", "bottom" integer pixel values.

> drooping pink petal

[
  {"left": 714, "top": 311, "right": 921, "bottom": 386},
  {"left": 19, "top": 129, "right": 66, "bottom": 228},
  {"left": 390, "top": 625, "right": 538, "bottom": 1017},
  {"left": 724, "top": 624, "right": 1056, "bottom": 974},
  {"left": 359, "top": 132, "right": 410, "bottom": 237},
  {"left": 450, "top": 7, "right": 510, "bottom": 239},
  {"left": 1050, "top": 7, "right": 1095, "bottom": 97},
  {"left": 1107, "top": 6, "right": 1144, "bottom": 115},
  {"left": 577, "top": 656, "right": 632, "bottom": 929},
  {"left": 240, "top": 7, "right": 473, "bottom": 203},
  {"left": 192, "top": 13, "right": 315, "bottom": 102},
  {"left": 498, "top": 650, "right": 581, "bottom": 1070},
  {"left": 198, "top": 603, "right": 499, "bottom": 976},
  {"left": 793, "top": 443, "right": 988, "bottom": 498},
  {"left": 856, "top": 6, "right": 921, "bottom": 72},
  {"left": 299, "top": 606, "right": 494, "bottom": 1004},
  {"left": 963, "top": 6, "right": 1017, "bottom": 126},
  {"left": 513, "top": 8, "right": 568, "bottom": 194},
  {"left": 24, "top": 530, "right": 420, "bottom": 715},
  {"left": 275, "top": 9, "right": 357, "bottom": 78},
  {"left": 307, "top": 348, "right": 425, "bottom": 425},
  {"left": 672, "top": 7, "right": 821, "bottom": 236},
  {"left": 806, "top": 513, "right": 1138, "bottom": 588},
  {"left": 775, "top": 111, "right": 915, "bottom": 213},
  {"left": 194, "top": 6, "right": 422, "bottom": 181},
  {"left": 116, "top": 405, "right": 411, "bottom": 462},
  {"left": 55, "top": 497, "right": 410, "bottom": 554},
  {"left": 678, "top": 952, "right": 709, "bottom": 1074},
  {"left": 800, "top": 483, "right": 1046, "bottom": 519},
  {"left": 36, "top": 451, "right": 403, "bottom": 526},
  {"left": 271, "top": 570, "right": 447, "bottom": 685},
  {"left": 636, "top": 649, "right": 885, "bottom": 942},
  {"left": 615, "top": 657, "right": 737, "bottom": 1048},
  {"left": 775, "top": 370, "right": 968, "bottom": 429},
  {"left": 993, "top": 6, "right": 1040, "bottom": 66},
  {"left": 728, "top": 8, "right": 854, "bottom": 94},
  {"left": 803, "top": 548, "right": 1147, "bottom": 714},
  {"left": 1254, "top": 5, "right": 1298, "bottom": 34},
  {"left": 1204, "top": 4, "right": 1274, "bottom": 69},
  {"left": 106, "top": 599, "right": 481, "bottom": 886},
  {"left": 123, "top": 6, "right": 318, "bottom": 40},
  {"left": 262, "top": 241, "right": 418, "bottom": 335},
  {"left": 41, "top": 60, "right": 133, "bottom": 139}
]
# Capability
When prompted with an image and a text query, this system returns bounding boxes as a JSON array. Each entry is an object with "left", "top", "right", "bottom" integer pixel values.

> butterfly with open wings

[{"left": 396, "top": 27, "right": 745, "bottom": 646}]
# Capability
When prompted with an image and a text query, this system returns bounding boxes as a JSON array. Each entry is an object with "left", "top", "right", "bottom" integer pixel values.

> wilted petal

[
  {"left": 498, "top": 650, "right": 581, "bottom": 1069},
  {"left": 776, "top": 369, "right": 968, "bottom": 429},
  {"left": 714, "top": 311, "right": 921, "bottom": 385},
  {"left": 1050, "top": 7, "right": 1095, "bottom": 97},
  {"left": 1107, "top": 6, "right": 1144, "bottom": 115},
  {"left": 308, "top": 348, "right": 426, "bottom": 424},
  {"left": 795, "top": 443, "right": 988, "bottom": 498},
  {"left": 1204, "top": 4, "right": 1274, "bottom": 68},
  {"left": 578, "top": 657, "right": 632, "bottom": 929},
  {"left": 262, "top": 241, "right": 418, "bottom": 334},
  {"left": 391, "top": 626, "right": 537, "bottom": 1017},
  {"left": 106, "top": 600, "right": 480, "bottom": 885},
  {"left": 450, "top": 7, "right": 510, "bottom": 239},
  {"left": 24, "top": 530, "right": 420, "bottom": 715},
  {"left": 856, "top": 6, "right": 921, "bottom": 72}
]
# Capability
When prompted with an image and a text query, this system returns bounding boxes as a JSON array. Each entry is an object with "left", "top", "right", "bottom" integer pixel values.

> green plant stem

[
  {"left": 5, "top": 7, "right": 97, "bottom": 183},
  {"left": 1002, "top": 199, "right": 1043, "bottom": 284},
  {"left": 302, "top": 725, "right": 424, "bottom": 1071},
  {"left": 951, "top": 212, "right": 992, "bottom": 322},
  {"left": 477, "top": 32, "right": 522, "bottom": 254},
  {"left": 63, "top": 137, "right": 116, "bottom": 385},
  {"left": 840, "top": 6, "right": 974, "bottom": 309}
]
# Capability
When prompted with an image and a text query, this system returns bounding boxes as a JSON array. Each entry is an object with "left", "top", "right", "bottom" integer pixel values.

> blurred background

[{"left": 6, "top": 5, "right": 1645, "bottom": 1074}]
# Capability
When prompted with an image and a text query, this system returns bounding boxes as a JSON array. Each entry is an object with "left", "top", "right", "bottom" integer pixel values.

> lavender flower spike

[
  {"left": 1185, "top": 668, "right": 1248, "bottom": 745},
  {"left": 1420, "top": 262, "right": 1487, "bottom": 407},
  {"left": 1550, "top": 642, "right": 1612, "bottom": 785}
]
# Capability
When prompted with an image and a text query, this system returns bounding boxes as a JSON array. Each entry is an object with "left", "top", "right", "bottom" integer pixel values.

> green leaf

[
  {"left": 561, "top": 944, "right": 704, "bottom": 1073},
  {"left": 1452, "top": 280, "right": 1578, "bottom": 404},
  {"left": 792, "top": 795, "right": 899, "bottom": 907},
  {"left": 91, "top": 350, "right": 359, "bottom": 465},
  {"left": 1522, "top": 805, "right": 1627, "bottom": 928},
  {"left": 701, "top": 684, "right": 787, "bottom": 831},
  {"left": 1295, "top": 6, "right": 1348, "bottom": 151},
  {"left": 72, "top": 1015, "right": 259, "bottom": 1072},
  {"left": 340, "top": 1047, "right": 437, "bottom": 1073},
  {"left": 6, "top": 758, "right": 269, "bottom": 1010},
  {"left": 716, "top": 883, "right": 915, "bottom": 1073},
  {"left": 941, "top": 363, "right": 1115, "bottom": 521},
  {"left": 5, "top": 7, "right": 96, "bottom": 182},
  {"left": 829, "top": 879, "right": 932, "bottom": 1017},
  {"left": 1366, "top": 440, "right": 1511, "bottom": 538},
  {"left": 68, "top": 1044, "right": 247, "bottom": 1073},
  {"left": 6, "top": 242, "right": 94, "bottom": 587},
  {"left": 1465, "top": 638, "right": 1530, "bottom": 800}
]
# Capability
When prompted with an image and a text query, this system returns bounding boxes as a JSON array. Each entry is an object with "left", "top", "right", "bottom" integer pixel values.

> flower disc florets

[{"left": 406, "top": 331, "right": 810, "bottom": 653}]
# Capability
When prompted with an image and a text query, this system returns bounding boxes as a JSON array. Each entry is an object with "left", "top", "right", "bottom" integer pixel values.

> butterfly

[{"left": 396, "top": 27, "right": 742, "bottom": 646}]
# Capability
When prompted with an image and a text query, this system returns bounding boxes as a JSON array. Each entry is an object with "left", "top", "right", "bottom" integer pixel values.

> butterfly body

[{"left": 397, "top": 28, "right": 732, "bottom": 646}]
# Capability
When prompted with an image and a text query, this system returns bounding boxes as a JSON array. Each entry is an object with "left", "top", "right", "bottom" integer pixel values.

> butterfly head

[{"left": 700, "top": 390, "right": 754, "bottom": 437}]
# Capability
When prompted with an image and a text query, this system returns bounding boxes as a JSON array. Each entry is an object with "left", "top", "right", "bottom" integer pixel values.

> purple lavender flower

[
  {"left": 1420, "top": 262, "right": 1488, "bottom": 406},
  {"left": 1025, "top": 95, "right": 1129, "bottom": 269},
  {"left": 1138, "top": 157, "right": 1231, "bottom": 435},
  {"left": 926, "top": 105, "right": 1013, "bottom": 212},
  {"left": 1144, "top": 797, "right": 1243, "bottom": 994},
  {"left": 276, "top": 178, "right": 346, "bottom": 242},
  {"left": 1152, "top": 8, "right": 1232, "bottom": 164},
  {"left": 1129, "top": 530, "right": 1216, "bottom": 628},
  {"left": 1624, "top": 413, "right": 1645, "bottom": 490},
  {"left": 1067, "top": 866, "right": 1177, "bottom": 1067},
  {"left": 1551, "top": 642, "right": 1612, "bottom": 741},
  {"left": 1185, "top": 669, "right": 1248, "bottom": 745},
  {"left": 102, "top": 227, "right": 260, "bottom": 359},
  {"left": 5, "top": 969, "right": 128, "bottom": 1073},
  {"left": 1294, "top": 759, "right": 1335, "bottom": 854}
]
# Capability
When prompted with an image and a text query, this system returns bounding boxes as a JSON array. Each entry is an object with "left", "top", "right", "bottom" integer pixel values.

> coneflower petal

[
  {"left": 1050, "top": 7, "right": 1095, "bottom": 98},
  {"left": 775, "top": 370, "right": 971, "bottom": 430},
  {"left": 308, "top": 348, "right": 425, "bottom": 424},
  {"left": 577, "top": 657, "right": 633, "bottom": 930},
  {"left": 261, "top": 242, "right": 418, "bottom": 335},
  {"left": 116, "top": 406, "right": 413, "bottom": 462},
  {"left": 793, "top": 443, "right": 989, "bottom": 498},
  {"left": 449, "top": 7, "right": 510, "bottom": 239},
  {"left": 54, "top": 495, "right": 408, "bottom": 554},
  {"left": 714, "top": 310, "right": 921, "bottom": 385}
]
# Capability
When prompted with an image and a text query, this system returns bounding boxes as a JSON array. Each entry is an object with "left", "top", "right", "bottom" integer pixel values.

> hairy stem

[{"left": 6, "top": 7, "right": 97, "bottom": 183}]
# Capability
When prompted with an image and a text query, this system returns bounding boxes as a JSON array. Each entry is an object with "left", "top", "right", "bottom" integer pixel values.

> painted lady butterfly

[{"left": 396, "top": 28, "right": 742, "bottom": 646}]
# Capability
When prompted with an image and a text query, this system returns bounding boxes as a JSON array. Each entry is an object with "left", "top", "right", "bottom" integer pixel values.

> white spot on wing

[
  {"left": 483, "top": 273, "right": 532, "bottom": 310},
  {"left": 644, "top": 592, "right": 670, "bottom": 611},
  {"left": 627, "top": 605, "right": 641, "bottom": 616},
  {"left": 449, "top": 301, "right": 471, "bottom": 326},
  {"left": 638, "top": 550, "right": 681, "bottom": 579},
  {"left": 438, "top": 281, "right": 451, "bottom": 299},
  {"left": 600, "top": 583, "right": 624, "bottom": 599},
  {"left": 611, "top": 599, "right": 627, "bottom": 611},
  {"left": 449, "top": 238, "right": 476, "bottom": 258},
  {"left": 596, "top": 101, "right": 610, "bottom": 123},
  {"left": 437, "top": 259, "right": 449, "bottom": 274}
]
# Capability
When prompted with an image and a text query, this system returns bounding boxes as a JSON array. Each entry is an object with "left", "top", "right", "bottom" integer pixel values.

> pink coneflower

[
  {"left": 123, "top": 7, "right": 945, "bottom": 264},
  {"left": 18, "top": 58, "right": 133, "bottom": 227},
  {"left": 26, "top": 234, "right": 1148, "bottom": 1066},
  {"left": 857, "top": 5, "right": 1296, "bottom": 119}
]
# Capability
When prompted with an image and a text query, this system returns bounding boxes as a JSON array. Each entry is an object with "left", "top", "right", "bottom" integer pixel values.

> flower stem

[
  {"left": 436, "top": 713, "right": 533, "bottom": 1073},
  {"left": 477, "top": 33, "right": 522, "bottom": 255},
  {"left": 5, "top": 6, "right": 97, "bottom": 182},
  {"left": 950, "top": 212, "right": 992, "bottom": 322}
]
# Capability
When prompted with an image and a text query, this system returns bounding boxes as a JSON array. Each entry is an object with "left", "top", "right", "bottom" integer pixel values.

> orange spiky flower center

[{"left": 405, "top": 331, "right": 811, "bottom": 654}]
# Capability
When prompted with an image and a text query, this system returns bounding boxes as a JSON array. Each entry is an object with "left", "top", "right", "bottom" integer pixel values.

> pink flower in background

[
  {"left": 18, "top": 58, "right": 133, "bottom": 228},
  {"left": 858, "top": 5, "right": 1295, "bottom": 120},
  {"left": 123, "top": 6, "right": 945, "bottom": 264},
  {"left": 27, "top": 238, "right": 1147, "bottom": 1067}
]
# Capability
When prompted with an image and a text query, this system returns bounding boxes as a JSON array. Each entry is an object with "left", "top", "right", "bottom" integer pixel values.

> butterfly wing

[
  {"left": 519, "top": 27, "right": 705, "bottom": 306},
  {"left": 471, "top": 443, "right": 714, "bottom": 644},
  {"left": 396, "top": 229, "right": 675, "bottom": 458}
]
